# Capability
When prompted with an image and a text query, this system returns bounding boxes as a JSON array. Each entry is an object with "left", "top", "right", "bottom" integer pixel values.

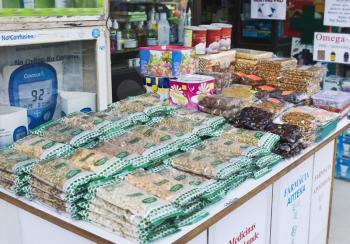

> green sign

[{"left": 0, "top": 0, "right": 104, "bottom": 17}]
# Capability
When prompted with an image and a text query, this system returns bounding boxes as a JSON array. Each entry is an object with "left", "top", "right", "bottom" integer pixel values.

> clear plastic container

[{"left": 312, "top": 90, "right": 350, "bottom": 113}]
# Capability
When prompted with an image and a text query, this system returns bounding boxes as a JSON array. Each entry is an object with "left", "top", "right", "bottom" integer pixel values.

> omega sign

[{"left": 313, "top": 32, "right": 350, "bottom": 64}]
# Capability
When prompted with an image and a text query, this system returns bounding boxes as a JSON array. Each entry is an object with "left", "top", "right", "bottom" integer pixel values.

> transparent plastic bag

[
  {"left": 12, "top": 135, "right": 73, "bottom": 160},
  {"left": 167, "top": 150, "right": 252, "bottom": 180},
  {"left": 126, "top": 170, "right": 203, "bottom": 206},
  {"left": 233, "top": 107, "right": 274, "bottom": 130},
  {"left": 220, "top": 125, "right": 280, "bottom": 151}
]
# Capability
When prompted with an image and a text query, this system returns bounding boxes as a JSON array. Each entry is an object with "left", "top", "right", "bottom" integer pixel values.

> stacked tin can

[
  {"left": 141, "top": 45, "right": 196, "bottom": 104},
  {"left": 335, "top": 130, "right": 350, "bottom": 180}
]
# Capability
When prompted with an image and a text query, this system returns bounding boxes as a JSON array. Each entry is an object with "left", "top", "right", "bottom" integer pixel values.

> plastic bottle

[
  {"left": 123, "top": 23, "right": 137, "bottom": 49},
  {"left": 157, "top": 13, "right": 170, "bottom": 45},
  {"left": 178, "top": 12, "right": 185, "bottom": 44},
  {"left": 147, "top": 21, "right": 158, "bottom": 46},
  {"left": 110, "top": 19, "right": 117, "bottom": 53},
  {"left": 186, "top": 8, "right": 192, "bottom": 26},
  {"left": 114, "top": 20, "right": 123, "bottom": 51},
  {"left": 137, "top": 21, "right": 147, "bottom": 48},
  {"left": 149, "top": 8, "right": 157, "bottom": 32}
]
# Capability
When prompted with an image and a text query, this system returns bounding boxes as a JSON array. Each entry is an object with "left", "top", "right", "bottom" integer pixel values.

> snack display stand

[{"left": 0, "top": 117, "right": 348, "bottom": 244}]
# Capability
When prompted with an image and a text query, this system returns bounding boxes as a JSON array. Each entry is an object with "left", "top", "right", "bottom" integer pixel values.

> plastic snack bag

[
  {"left": 166, "top": 150, "right": 252, "bottom": 180},
  {"left": 126, "top": 170, "right": 203, "bottom": 207},
  {"left": 233, "top": 107, "right": 274, "bottom": 131},
  {"left": 66, "top": 148, "right": 131, "bottom": 177},
  {"left": 95, "top": 181, "right": 182, "bottom": 228},
  {"left": 62, "top": 112, "right": 115, "bottom": 133},
  {"left": 12, "top": 135, "right": 74, "bottom": 160},
  {"left": 220, "top": 125, "right": 280, "bottom": 151},
  {"left": 198, "top": 137, "right": 270, "bottom": 158},
  {"left": 30, "top": 120, "right": 100, "bottom": 148}
]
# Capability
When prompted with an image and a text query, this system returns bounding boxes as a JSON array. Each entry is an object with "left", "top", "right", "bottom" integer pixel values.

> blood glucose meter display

[{"left": 18, "top": 80, "right": 52, "bottom": 109}]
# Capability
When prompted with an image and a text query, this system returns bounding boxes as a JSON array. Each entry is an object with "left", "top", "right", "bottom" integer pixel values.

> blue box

[{"left": 335, "top": 157, "right": 350, "bottom": 180}]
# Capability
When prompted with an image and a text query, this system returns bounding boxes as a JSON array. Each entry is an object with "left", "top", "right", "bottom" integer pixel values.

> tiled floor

[{"left": 329, "top": 179, "right": 350, "bottom": 244}]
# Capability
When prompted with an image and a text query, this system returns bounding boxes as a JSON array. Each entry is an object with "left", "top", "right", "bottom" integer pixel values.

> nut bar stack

[
  {"left": 234, "top": 49, "right": 273, "bottom": 74},
  {"left": 280, "top": 66, "right": 327, "bottom": 96},
  {"left": 256, "top": 58, "right": 297, "bottom": 87},
  {"left": 30, "top": 158, "right": 96, "bottom": 214},
  {"left": 0, "top": 149, "right": 36, "bottom": 196}
]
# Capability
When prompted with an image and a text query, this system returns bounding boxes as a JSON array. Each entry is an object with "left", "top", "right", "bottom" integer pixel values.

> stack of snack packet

[
  {"left": 80, "top": 180, "right": 183, "bottom": 243},
  {"left": 30, "top": 120, "right": 101, "bottom": 148},
  {"left": 29, "top": 158, "right": 97, "bottom": 214},
  {"left": 279, "top": 66, "right": 327, "bottom": 96},
  {"left": 0, "top": 148, "right": 37, "bottom": 196},
  {"left": 255, "top": 58, "right": 297, "bottom": 87},
  {"left": 234, "top": 48, "right": 273, "bottom": 74}
]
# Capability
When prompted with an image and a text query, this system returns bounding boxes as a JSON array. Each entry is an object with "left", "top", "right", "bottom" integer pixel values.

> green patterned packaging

[
  {"left": 255, "top": 153, "right": 283, "bottom": 169},
  {"left": 65, "top": 148, "right": 132, "bottom": 178},
  {"left": 126, "top": 170, "right": 203, "bottom": 207},
  {"left": 30, "top": 120, "right": 100, "bottom": 148},
  {"left": 95, "top": 181, "right": 182, "bottom": 227},
  {"left": 11, "top": 135, "right": 74, "bottom": 160},
  {"left": 197, "top": 137, "right": 271, "bottom": 158},
  {"left": 61, "top": 112, "right": 117, "bottom": 134},
  {"left": 220, "top": 125, "right": 280, "bottom": 151},
  {"left": 166, "top": 151, "right": 253, "bottom": 180}
]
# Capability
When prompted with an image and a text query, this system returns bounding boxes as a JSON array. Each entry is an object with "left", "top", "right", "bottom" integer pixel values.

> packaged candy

[
  {"left": 265, "top": 123, "right": 303, "bottom": 144},
  {"left": 253, "top": 98, "right": 292, "bottom": 118},
  {"left": 0, "top": 149, "right": 36, "bottom": 194},
  {"left": 273, "top": 142, "right": 306, "bottom": 158},
  {"left": 198, "top": 106, "right": 240, "bottom": 120},
  {"left": 269, "top": 90, "right": 309, "bottom": 104},
  {"left": 198, "top": 95, "right": 242, "bottom": 110},
  {"left": 234, "top": 59, "right": 258, "bottom": 74},
  {"left": 280, "top": 106, "right": 339, "bottom": 143},
  {"left": 280, "top": 66, "right": 326, "bottom": 95},
  {"left": 110, "top": 95, "right": 173, "bottom": 118},
  {"left": 95, "top": 181, "right": 182, "bottom": 227},
  {"left": 198, "top": 137, "right": 271, "bottom": 158},
  {"left": 12, "top": 135, "right": 73, "bottom": 160},
  {"left": 220, "top": 125, "right": 280, "bottom": 151},
  {"left": 31, "top": 158, "right": 95, "bottom": 195},
  {"left": 221, "top": 84, "right": 256, "bottom": 106},
  {"left": 30, "top": 120, "right": 100, "bottom": 148},
  {"left": 126, "top": 170, "right": 203, "bottom": 207},
  {"left": 62, "top": 112, "right": 115, "bottom": 133},
  {"left": 196, "top": 50, "right": 236, "bottom": 73},
  {"left": 166, "top": 150, "right": 252, "bottom": 180},
  {"left": 66, "top": 148, "right": 131, "bottom": 177},
  {"left": 234, "top": 48, "right": 273, "bottom": 60},
  {"left": 233, "top": 107, "right": 274, "bottom": 131},
  {"left": 256, "top": 58, "right": 297, "bottom": 86}
]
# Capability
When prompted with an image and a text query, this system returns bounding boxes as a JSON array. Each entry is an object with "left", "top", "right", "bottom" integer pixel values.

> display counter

[{"left": 0, "top": 117, "right": 349, "bottom": 244}]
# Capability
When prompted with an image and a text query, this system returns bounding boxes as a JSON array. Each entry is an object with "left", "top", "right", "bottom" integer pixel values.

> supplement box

[
  {"left": 140, "top": 45, "right": 195, "bottom": 77},
  {"left": 335, "top": 156, "right": 350, "bottom": 180},
  {"left": 169, "top": 74, "right": 215, "bottom": 110},
  {"left": 323, "top": 75, "right": 343, "bottom": 91}
]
